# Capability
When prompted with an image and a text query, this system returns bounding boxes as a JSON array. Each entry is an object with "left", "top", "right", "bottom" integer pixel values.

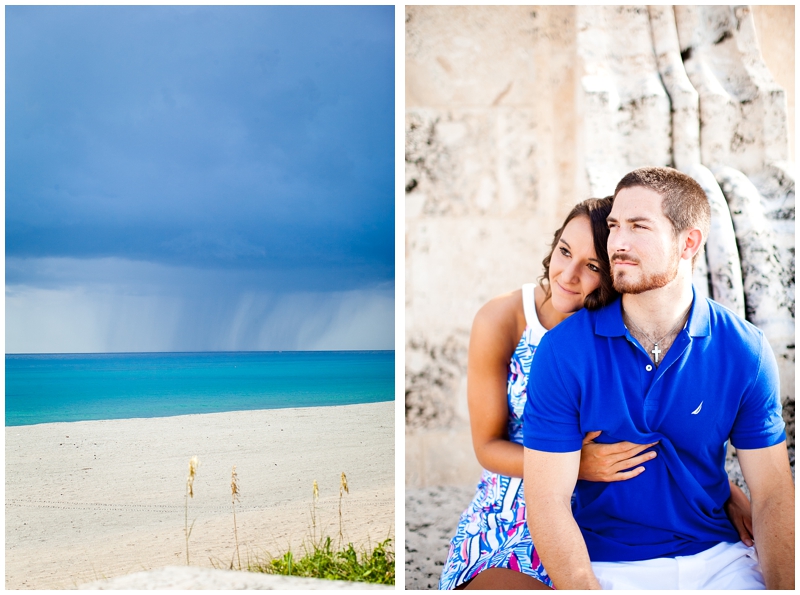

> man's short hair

[{"left": 613, "top": 167, "right": 711, "bottom": 264}]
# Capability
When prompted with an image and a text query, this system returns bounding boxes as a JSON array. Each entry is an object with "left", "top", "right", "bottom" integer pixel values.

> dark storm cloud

[{"left": 6, "top": 5, "right": 394, "bottom": 289}]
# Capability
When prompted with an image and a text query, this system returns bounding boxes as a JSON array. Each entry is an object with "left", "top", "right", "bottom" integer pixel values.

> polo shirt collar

[
  {"left": 686, "top": 286, "right": 711, "bottom": 337},
  {"left": 596, "top": 296, "right": 626, "bottom": 337},
  {"left": 595, "top": 285, "right": 711, "bottom": 338}
]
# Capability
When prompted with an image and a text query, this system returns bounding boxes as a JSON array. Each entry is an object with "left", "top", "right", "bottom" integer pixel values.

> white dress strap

[
  {"left": 522, "top": 283, "right": 536, "bottom": 327},
  {"left": 522, "top": 283, "right": 548, "bottom": 345}
]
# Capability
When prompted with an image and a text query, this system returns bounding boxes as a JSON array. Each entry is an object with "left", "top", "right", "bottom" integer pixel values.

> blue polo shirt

[{"left": 522, "top": 290, "right": 785, "bottom": 562}]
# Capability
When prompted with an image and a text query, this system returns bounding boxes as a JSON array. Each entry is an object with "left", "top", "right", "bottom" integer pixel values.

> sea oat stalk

[
  {"left": 311, "top": 479, "right": 319, "bottom": 543},
  {"left": 231, "top": 465, "right": 241, "bottom": 570},
  {"left": 339, "top": 472, "right": 349, "bottom": 544},
  {"left": 185, "top": 456, "right": 199, "bottom": 565}
]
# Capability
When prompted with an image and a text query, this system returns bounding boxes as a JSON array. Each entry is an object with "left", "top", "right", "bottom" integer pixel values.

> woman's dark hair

[{"left": 538, "top": 197, "right": 618, "bottom": 310}]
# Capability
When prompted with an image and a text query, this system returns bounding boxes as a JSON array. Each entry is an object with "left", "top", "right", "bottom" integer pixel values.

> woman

[{"left": 439, "top": 198, "right": 754, "bottom": 590}]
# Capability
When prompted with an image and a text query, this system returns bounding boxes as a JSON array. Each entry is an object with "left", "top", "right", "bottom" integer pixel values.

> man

[{"left": 522, "top": 166, "right": 794, "bottom": 589}]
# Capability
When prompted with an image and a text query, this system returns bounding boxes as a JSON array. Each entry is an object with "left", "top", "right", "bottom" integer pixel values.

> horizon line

[{"left": 6, "top": 349, "right": 395, "bottom": 356}]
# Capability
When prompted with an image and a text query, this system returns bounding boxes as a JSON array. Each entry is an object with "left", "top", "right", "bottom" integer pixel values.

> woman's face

[{"left": 548, "top": 215, "right": 603, "bottom": 314}]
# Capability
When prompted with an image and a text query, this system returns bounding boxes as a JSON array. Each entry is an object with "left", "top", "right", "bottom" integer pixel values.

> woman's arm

[{"left": 467, "top": 294, "right": 527, "bottom": 477}]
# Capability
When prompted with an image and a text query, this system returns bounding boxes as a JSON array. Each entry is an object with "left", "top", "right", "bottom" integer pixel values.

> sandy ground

[
  {"left": 6, "top": 401, "right": 394, "bottom": 590},
  {"left": 405, "top": 486, "right": 474, "bottom": 590}
]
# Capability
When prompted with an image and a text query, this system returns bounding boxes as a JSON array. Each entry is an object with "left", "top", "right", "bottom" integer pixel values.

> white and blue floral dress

[{"left": 439, "top": 284, "right": 552, "bottom": 589}]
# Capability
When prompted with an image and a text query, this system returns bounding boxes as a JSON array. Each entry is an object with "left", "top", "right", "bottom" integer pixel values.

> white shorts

[{"left": 590, "top": 541, "right": 764, "bottom": 590}]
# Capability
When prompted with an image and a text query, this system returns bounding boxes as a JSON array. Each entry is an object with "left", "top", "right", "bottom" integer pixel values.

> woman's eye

[
  {"left": 588, "top": 264, "right": 600, "bottom": 273},
  {"left": 559, "top": 247, "right": 570, "bottom": 257}
]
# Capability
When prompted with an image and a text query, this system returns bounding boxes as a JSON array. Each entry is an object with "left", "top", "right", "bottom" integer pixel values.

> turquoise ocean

[{"left": 5, "top": 350, "right": 394, "bottom": 427}]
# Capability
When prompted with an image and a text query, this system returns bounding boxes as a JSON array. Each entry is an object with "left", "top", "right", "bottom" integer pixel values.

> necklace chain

[{"left": 623, "top": 304, "right": 691, "bottom": 363}]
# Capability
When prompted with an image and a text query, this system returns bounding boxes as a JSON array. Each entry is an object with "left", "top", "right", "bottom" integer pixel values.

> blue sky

[{"left": 6, "top": 6, "right": 395, "bottom": 353}]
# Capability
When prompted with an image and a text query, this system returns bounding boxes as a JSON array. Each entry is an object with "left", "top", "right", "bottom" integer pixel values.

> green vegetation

[
  {"left": 249, "top": 536, "right": 395, "bottom": 585},
  {"left": 197, "top": 467, "right": 394, "bottom": 585}
]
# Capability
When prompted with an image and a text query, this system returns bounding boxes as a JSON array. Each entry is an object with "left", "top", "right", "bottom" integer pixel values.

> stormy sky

[{"left": 6, "top": 5, "right": 395, "bottom": 353}]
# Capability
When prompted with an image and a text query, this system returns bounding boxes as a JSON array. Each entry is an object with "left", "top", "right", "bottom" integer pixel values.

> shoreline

[
  {"left": 5, "top": 397, "right": 396, "bottom": 429},
  {"left": 6, "top": 400, "right": 394, "bottom": 589}
]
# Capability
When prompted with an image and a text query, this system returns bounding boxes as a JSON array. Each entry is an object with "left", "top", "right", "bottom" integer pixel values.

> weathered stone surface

[
  {"left": 405, "top": 333, "right": 467, "bottom": 431},
  {"left": 714, "top": 166, "right": 795, "bottom": 447},
  {"left": 405, "top": 108, "right": 540, "bottom": 218},
  {"left": 749, "top": 162, "right": 795, "bottom": 446},
  {"left": 675, "top": 6, "right": 789, "bottom": 174},
  {"left": 405, "top": 6, "right": 583, "bottom": 461},
  {"left": 407, "top": 218, "right": 548, "bottom": 337},
  {"left": 577, "top": 5, "right": 672, "bottom": 195},
  {"left": 749, "top": 162, "right": 795, "bottom": 319},
  {"left": 405, "top": 428, "right": 482, "bottom": 491},
  {"left": 405, "top": 6, "right": 542, "bottom": 109},
  {"left": 732, "top": 7, "right": 790, "bottom": 167},
  {"left": 77, "top": 567, "right": 391, "bottom": 590},
  {"left": 648, "top": 6, "right": 701, "bottom": 171},
  {"left": 685, "top": 163, "right": 746, "bottom": 316},
  {"left": 750, "top": 6, "right": 795, "bottom": 163},
  {"left": 714, "top": 166, "right": 793, "bottom": 333}
]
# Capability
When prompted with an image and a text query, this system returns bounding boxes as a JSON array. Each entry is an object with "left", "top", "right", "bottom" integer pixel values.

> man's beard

[{"left": 611, "top": 250, "right": 680, "bottom": 295}]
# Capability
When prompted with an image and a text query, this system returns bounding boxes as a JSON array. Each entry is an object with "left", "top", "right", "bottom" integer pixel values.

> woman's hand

[
  {"left": 724, "top": 481, "right": 754, "bottom": 546},
  {"left": 578, "top": 431, "right": 658, "bottom": 482}
]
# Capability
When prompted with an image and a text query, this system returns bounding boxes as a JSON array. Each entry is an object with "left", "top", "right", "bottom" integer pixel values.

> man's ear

[{"left": 680, "top": 228, "right": 704, "bottom": 261}]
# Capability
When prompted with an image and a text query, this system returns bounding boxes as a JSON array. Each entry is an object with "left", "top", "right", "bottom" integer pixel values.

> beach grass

[
  {"left": 248, "top": 536, "right": 395, "bottom": 585},
  {"left": 184, "top": 456, "right": 199, "bottom": 565},
  {"left": 203, "top": 473, "right": 394, "bottom": 585}
]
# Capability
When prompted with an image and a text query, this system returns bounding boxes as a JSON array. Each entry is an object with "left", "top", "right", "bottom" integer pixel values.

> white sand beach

[{"left": 6, "top": 401, "right": 394, "bottom": 590}]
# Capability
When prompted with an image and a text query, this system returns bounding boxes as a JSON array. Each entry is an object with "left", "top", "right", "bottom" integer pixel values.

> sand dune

[{"left": 6, "top": 401, "right": 394, "bottom": 589}]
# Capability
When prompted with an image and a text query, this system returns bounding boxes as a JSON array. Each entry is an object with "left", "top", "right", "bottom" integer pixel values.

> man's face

[{"left": 606, "top": 186, "right": 681, "bottom": 295}]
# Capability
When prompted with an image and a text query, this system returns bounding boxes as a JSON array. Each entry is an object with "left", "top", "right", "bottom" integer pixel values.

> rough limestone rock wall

[
  {"left": 406, "top": 5, "right": 794, "bottom": 488},
  {"left": 685, "top": 163, "right": 745, "bottom": 317},
  {"left": 649, "top": 6, "right": 701, "bottom": 172},
  {"left": 675, "top": 6, "right": 788, "bottom": 173},
  {"left": 714, "top": 166, "right": 795, "bottom": 444},
  {"left": 577, "top": 5, "right": 673, "bottom": 196},
  {"left": 405, "top": 6, "right": 585, "bottom": 486}
]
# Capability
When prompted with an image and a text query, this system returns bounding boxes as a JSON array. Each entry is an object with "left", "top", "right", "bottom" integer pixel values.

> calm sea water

[{"left": 5, "top": 351, "right": 394, "bottom": 426}]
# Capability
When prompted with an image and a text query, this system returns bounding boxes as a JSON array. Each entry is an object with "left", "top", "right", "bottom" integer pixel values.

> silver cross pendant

[{"left": 651, "top": 344, "right": 662, "bottom": 363}]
